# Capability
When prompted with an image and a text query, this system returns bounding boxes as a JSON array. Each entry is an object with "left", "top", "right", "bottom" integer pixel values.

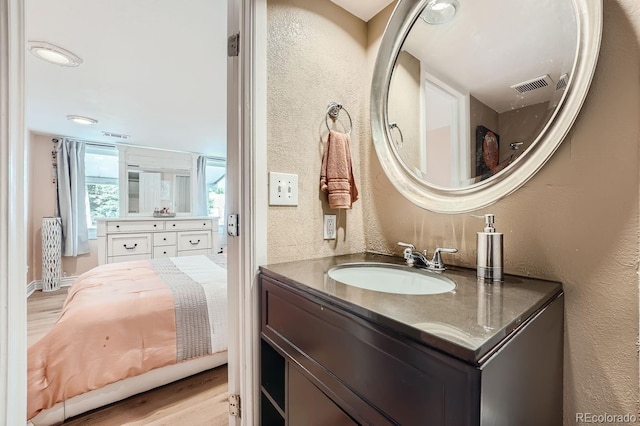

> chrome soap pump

[{"left": 476, "top": 214, "right": 503, "bottom": 282}]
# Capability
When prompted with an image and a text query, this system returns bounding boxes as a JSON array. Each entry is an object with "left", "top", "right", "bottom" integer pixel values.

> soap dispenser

[{"left": 476, "top": 214, "right": 503, "bottom": 282}]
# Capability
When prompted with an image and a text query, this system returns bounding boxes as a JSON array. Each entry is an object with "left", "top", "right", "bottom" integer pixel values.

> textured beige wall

[
  {"left": 266, "top": 0, "right": 367, "bottom": 263},
  {"left": 28, "top": 133, "right": 98, "bottom": 283},
  {"left": 267, "top": 0, "right": 639, "bottom": 420},
  {"left": 365, "top": 0, "right": 639, "bottom": 422},
  {"left": 469, "top": 95, "right": 498, "bottom": 177},
  {"left": 498, "top": 101, "right": 551, "bottom": 162}
]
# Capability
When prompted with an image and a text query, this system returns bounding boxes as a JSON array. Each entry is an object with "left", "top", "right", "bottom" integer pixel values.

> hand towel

[{"left": 320, "top": 130, "right": 359, "bottom": 209}]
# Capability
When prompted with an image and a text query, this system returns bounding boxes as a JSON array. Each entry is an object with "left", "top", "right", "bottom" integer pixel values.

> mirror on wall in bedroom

[
  {"left": 371, "top": 0, "right": 603, "bottom": 213},
  {"left": 127, "top": 168, "right": 191, "bottom": 215},
  {"left": 121, "top": 146, "right": 197, "bottom": 216}
]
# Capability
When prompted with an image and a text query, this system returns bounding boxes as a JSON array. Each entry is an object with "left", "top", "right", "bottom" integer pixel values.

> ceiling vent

[
  {"left": 556, "top": 73, "right": 569, "bottom": 91},
  {"left": 511, "top": 75, "right": 553, "bottom": 94},
  {"left": 102, "top": 131, "right": 130, "bottom": 140}
]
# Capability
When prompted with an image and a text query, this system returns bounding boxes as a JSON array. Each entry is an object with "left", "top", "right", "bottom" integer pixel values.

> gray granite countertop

[{"left": 259, "top": 252, "right": 563, "bottom": 365}]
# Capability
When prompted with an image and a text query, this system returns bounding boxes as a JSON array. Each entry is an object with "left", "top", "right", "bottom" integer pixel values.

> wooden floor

[{"left": 28, "top": 288, "right": 229, "bottom": 425}]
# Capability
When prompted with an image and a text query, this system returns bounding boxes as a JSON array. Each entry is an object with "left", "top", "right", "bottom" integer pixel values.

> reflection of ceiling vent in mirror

[
  {"left": 511, "top": 75, "right": 553, "bottom": 94},
  {"left": 556, "top": 73, "right": 569, "bottom": 91},
  {"left": 102, "top": 131, "right": 130, "bottom": 140}
]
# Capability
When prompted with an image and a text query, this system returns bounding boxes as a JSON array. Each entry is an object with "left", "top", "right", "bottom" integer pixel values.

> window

[{"left": 85, "top": 145, "right": 119, "bottom": 238}]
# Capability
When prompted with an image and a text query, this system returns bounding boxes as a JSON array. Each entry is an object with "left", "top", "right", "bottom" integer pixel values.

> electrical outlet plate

[
  {"left": 324, "top": 214, "right": 336, "bottom": 240},
  {"left": 269, "top": 172, "right": 299, "bottom": 206}
]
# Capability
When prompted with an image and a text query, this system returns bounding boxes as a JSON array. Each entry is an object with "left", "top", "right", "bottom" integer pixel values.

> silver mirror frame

[{"left": 371, "top": 0, "right": 602, "bottom": 213}]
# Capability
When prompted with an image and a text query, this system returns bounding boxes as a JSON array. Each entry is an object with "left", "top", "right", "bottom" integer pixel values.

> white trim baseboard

[{"left": 27, "top": 277, "right": 77, "bottom": 298}]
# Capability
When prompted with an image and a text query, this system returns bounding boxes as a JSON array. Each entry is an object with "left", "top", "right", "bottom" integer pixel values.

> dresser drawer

[
  {"left": 166, "top": 219, "right": 212, "bottom": 231},
  {"left": 107, "top": 254, "right": 152, "bottom": 264},
  {"left": 108, "top": 234, "right": 152, "bottom": 256},
  {"left": 153, "top": 232, "right": 177, "bottom": 247},
  {"left": 177, "top": 231, "right": 211, "bottom": 251},
  {"left": 154, "top": 246, "right": 177, "bottom": 258},
  {"left": 107, "top": 220, "right": 163, "bottom": 233}
]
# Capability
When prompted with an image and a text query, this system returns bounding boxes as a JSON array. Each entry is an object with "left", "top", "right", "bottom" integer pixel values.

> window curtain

[
  {"left": 195, "top": 156, "right": 208, "bottom": 216},
  {"left": 175, "top": 175, "right": 191, "bottom": 212},
  {"left": 56, "top": 139, "right": 90, "bottom": 256}
]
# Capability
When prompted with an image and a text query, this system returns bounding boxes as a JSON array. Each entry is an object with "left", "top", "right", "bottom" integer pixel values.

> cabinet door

[
  {"left": 288, "top": 364, "right": 358, "bottom": 426},
  {"left": 261, "top": 276, "right": 480, "bottom": 425}
]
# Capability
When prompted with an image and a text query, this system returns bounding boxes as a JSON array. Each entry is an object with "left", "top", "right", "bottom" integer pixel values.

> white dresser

[{"left": 97, "top": 217, "right": 218, "bottom": 265}]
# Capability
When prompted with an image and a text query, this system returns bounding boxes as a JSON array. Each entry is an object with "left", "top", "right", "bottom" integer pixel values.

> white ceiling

[
  {"left": 330, "top": 0, "right": 395, "bottom": 22},
  {"left": 25, "top": 0, "right": 228, "bottom": 156},
  {"left": 402, "top": 0, "right": 577, "bottom": 113},
  {"left": 25, "top": 0, "right": 574, "bottom": 156},
  {"left": 25, "top": 0, "right": 389, "bottom": 157}
]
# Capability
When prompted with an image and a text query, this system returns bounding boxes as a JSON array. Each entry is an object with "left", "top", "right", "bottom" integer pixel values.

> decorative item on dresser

[
  {"left": 41, "top": 217, "right": 62, "bottom": 292},
  {"left": 96, "top": 217, "right": 218, "bottom": 265}
]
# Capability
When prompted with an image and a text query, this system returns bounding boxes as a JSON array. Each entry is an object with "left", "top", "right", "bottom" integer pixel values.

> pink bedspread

[{"left": 27, "top": 258, "right": 222, "bottom": 420}]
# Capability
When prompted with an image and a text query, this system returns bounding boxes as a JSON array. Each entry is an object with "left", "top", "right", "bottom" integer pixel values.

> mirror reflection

[
  {"left": 387, "top": 0, "right": 577, "bottom": 187},
  {"left": 127, "top": 168, "right": 191, "bottom": 215}
]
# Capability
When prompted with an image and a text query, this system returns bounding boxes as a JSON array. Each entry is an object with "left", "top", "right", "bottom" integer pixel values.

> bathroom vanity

[{"left": 259, "top": 253, "right": 563, "bottom": 425}]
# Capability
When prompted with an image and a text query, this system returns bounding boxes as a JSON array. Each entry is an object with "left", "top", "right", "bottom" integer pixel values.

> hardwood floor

[
  {"left": 27, "top": 287, "right": 68, "bottom": 346},
  {"left": 28, "top": 289, "right": 229, "bottom": 425}
]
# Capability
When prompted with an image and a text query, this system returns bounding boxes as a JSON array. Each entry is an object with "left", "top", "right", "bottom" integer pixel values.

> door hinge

[
  {"left": 227, "top": 214, "right": 239, "bottom": 237},
  {"left": 229, "top": 393, "right": 241, "bottom": 417},
  {"left": 228, "top": 33, "right": 240, "bottom": 57}
]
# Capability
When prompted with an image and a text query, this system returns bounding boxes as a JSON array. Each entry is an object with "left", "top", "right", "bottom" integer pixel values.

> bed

[{"left": 27, "top": 254, "right": 228, "bottom": 425}]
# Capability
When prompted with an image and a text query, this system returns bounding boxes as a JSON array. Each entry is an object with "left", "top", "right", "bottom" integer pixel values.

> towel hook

[
  {"left": 389, "top": 122, "right": 404, "bottom": 148},
  {"left": 325, "top": 102, "right": 353, "bottom": 135}
]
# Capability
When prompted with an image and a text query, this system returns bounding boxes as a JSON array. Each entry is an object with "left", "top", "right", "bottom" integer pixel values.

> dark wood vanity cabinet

[{"left": 259, "top": 273, "right": 563, "bottom": 426}]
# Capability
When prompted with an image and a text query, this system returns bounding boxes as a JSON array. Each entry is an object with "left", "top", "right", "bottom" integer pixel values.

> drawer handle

[
  {"left": 123, "top": 243, "right": 138, "bottom": 250},
  {"left": 172, "top": 224, "right": 176, "bottom": 227},
  {"left": 154, "top": 224, "right": 157, "bottom": 228},
  {"left": 189, "top": 239, "right": 201, "bottom": 246},
  {"left": 163, "top": 251, "right": 167, "bottom": 254},
  {"left": 116, "top": 225, "right": 120, "bottom": 229},
  {"left": 163, "top": 237, "right": 167, "bottom": 241}
]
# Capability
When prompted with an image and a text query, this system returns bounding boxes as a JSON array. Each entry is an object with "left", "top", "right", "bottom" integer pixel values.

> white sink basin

[{"left": 327, "top": 263, "right": 455, "bottom": 295}]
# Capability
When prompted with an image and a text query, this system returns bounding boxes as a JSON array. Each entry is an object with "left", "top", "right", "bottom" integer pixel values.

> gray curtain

[
  {"left": 195, "top": 156, "right": 208, "bottom": 216},
  {"left": 56, "top": 139, "right": 89, "bottom": 256}
]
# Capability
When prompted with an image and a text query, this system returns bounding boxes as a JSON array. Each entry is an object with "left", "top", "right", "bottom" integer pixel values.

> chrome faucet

[{"left": 398, "top": 242, "right": 458, "bottom": 271}]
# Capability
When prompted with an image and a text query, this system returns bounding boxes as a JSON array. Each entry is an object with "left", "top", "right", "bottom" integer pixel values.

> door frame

[
  {"left": 0, "top": 0, "right": 27, "bottom": 423},
  {"left": 420, "top": 65, "right": 471, "bottom": 186},
  {"left": 0, "top": 0, "right": 267, "bottom": 422},
  {"left": 227, "top": 0, "right": 267, "bottom": 425}
]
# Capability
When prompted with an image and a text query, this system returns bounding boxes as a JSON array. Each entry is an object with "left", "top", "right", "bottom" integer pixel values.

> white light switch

[{"left": 269, "top": 172, "right": 299, "bottom": 206}]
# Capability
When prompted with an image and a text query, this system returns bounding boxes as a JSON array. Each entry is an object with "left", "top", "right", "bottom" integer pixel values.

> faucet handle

[
  {"left": 397, "top": 242, "right": 416, "bottom": 250},
  {"left": 431, "top": 247, "right": 458, "bottom": 271},
  {"left": 398, "top": 242, "right": 415, "bottom": 262}
]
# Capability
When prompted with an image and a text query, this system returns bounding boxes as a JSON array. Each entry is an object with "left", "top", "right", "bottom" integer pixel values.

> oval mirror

[{"left": 371, "top": 0, "right": 602, "bottom": 213}]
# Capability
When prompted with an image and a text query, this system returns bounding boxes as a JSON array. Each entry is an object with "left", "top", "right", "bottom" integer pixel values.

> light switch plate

[{"left": 269, "top": 172, "right": 299, "bottom": 206}]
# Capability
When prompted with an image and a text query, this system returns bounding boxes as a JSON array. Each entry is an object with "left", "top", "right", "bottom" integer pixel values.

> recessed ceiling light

[
  {"left": 27, "top": 41, "right": 82, "bottom": 67},
  {"left": 421, "top": 0, "right": 459, "bottom": 25},
  {"left": 67, "top": 115, "right": 98, "bottom": 125}
]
